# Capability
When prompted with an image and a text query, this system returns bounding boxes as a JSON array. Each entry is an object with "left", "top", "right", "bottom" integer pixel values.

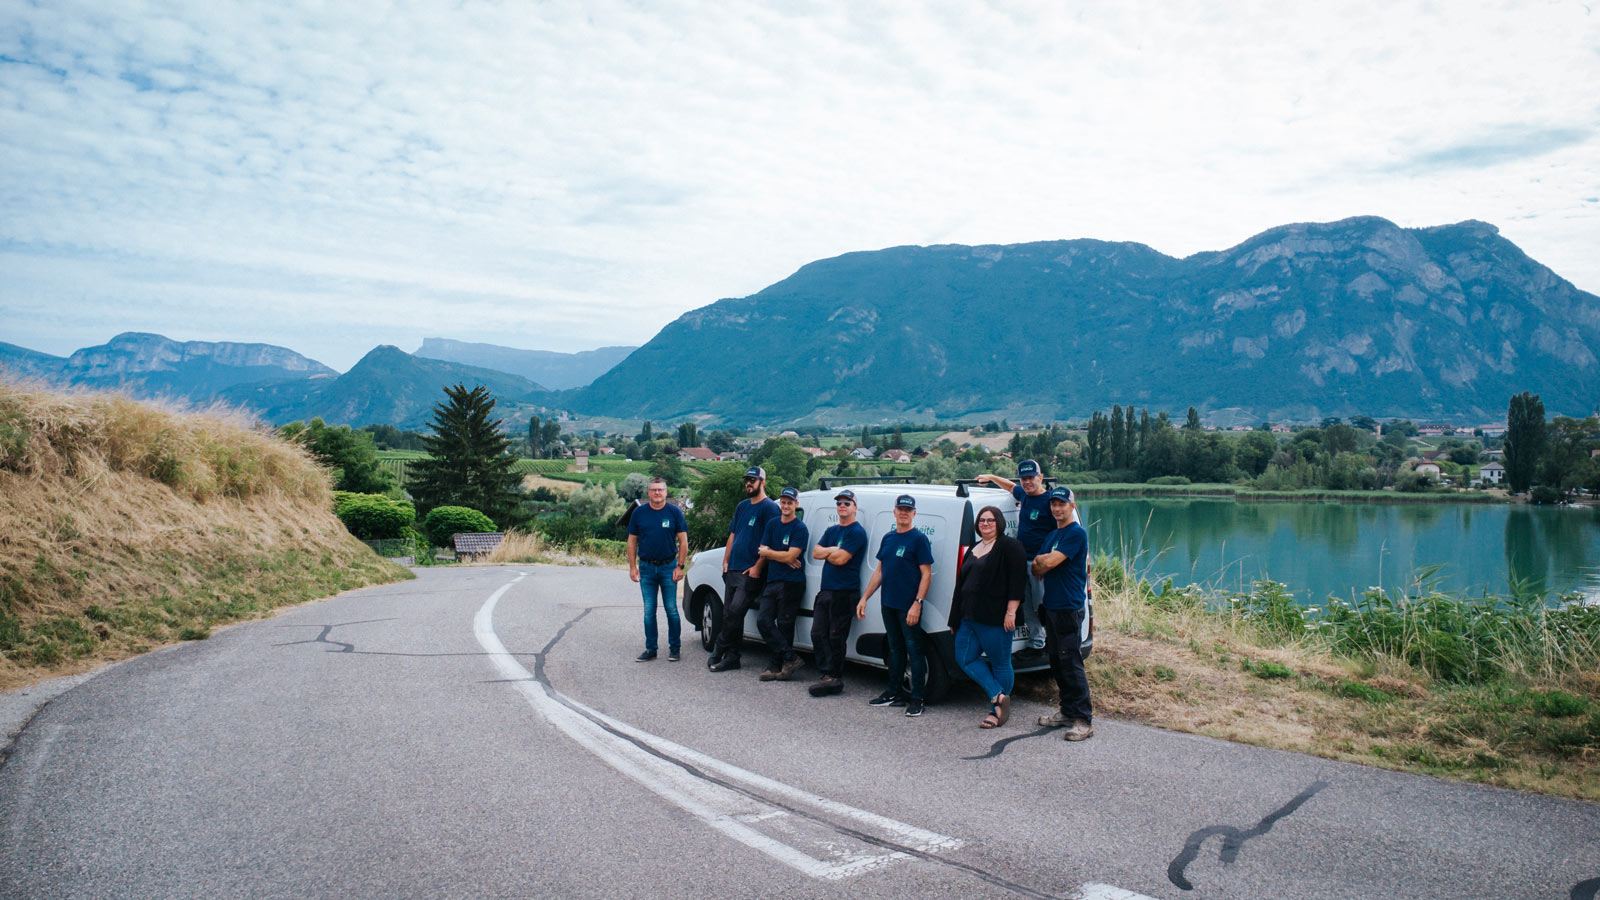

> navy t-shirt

[
  {"left": 817, "top": 522, "right": 869, "bottom": 591},
  {"left": 1039, "top": 522, "right": 1089, "bottom": 610},
  {"left": 759, "top": 516, "right": 810, "bottom": 584},
  {"left": 627, "top": 502, "right": 687, "bottom": 561},
  {"left": 875, "top": 528, "right": 934, "bottom": 611},
  {"left": 727, "top": 497, "right": 781, "bottom": 572},
  {"left": 1013, "top": 484, "right": 1055, "bottom": 557}
]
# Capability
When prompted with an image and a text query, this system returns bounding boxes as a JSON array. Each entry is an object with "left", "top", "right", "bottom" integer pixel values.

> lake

[{"left": 1079, "top": 498, "right": 1600, "bottom": 604}]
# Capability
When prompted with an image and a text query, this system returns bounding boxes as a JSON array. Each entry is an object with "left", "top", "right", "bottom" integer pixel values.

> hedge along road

[{"left": 0, "top": 565, "right": 1595, "bottom": 900}]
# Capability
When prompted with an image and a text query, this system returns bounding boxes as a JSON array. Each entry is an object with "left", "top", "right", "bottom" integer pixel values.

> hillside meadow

[{"left": 0, "top": 379, "right": 409, "bottom": 690}]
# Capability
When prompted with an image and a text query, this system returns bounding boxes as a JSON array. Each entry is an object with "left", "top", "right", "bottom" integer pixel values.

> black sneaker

[
  {"left": 709, "top": 658, "right": 741, "bottom": 672},
  {"left": 667, "top": 649, "right": 681, "bottom": 661},
  {"left": 868, "top": 690, "right": 899, "bottom": 707},
  {"left": 706, "top": 654, "right": 721, "bottom": 669},
  {"left": 636, "top": 650, "right": 657, "bottom": 662},
  {"left": 904, "top": 699, "right": 925, "bottom": 717}
]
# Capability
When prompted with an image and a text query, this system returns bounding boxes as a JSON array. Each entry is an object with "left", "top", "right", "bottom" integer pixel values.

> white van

[{"left": 682, "top": 480, "right": 1093, "bottom": 701}]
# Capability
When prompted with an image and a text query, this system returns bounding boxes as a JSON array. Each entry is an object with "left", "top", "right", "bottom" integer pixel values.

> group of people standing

[{"left": 624, "top": 460, "right": 1093, "bottom": 741}]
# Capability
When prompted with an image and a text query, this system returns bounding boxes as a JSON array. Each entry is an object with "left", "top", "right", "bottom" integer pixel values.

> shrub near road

[{"left": 0, "top": 380, "right": 410, "bottom": 690}]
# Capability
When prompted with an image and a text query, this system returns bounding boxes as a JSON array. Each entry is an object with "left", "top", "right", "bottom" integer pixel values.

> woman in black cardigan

[{"left": 948, "top": 505, "right": 1027, "bottom": 728}]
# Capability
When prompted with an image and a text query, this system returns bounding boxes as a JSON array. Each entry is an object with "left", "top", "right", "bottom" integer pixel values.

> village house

[
  {"left": 850, "top": 446, "right": 877, "bottom": 460},
  {"left": 881, "top": 449, "right": 911, "bottom": 464},
  {"left": 1414, "top": 458, "right": 1442, "bottom": 478},
  {"left": 1479, "top": 461, "right": 1505, "bottom": 485},
  {"left": 574, "top": 450, "right": 589, "bottom": 472},
  {"left": 1418, "top": 423, "right": 1449, "bottom": 436},
  {"left": 678, "top": 447, "right": 720, "bottom": 462},
  {"left": 800, "top": 446, "right": 829, "bottom": 458}
]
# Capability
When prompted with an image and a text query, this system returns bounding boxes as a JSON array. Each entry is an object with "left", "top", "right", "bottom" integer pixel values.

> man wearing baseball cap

[
  {"left": 807, "top": 489, "right": 869, "bottom": 697},
  {"left": 710, "top": 466, "right": 780, "bottom": 672},
  {"left": 1030, "top": 486, "right": 1093, "bottom": 740},
  {"left": 856, "top": 494, "right": 934, "bottom": 717},
  {"left": 976, "top": 459, "right": 1051, "bottom": 650},
  {"left": 753, "top": 486, "right": 810, "bottom": 681}
]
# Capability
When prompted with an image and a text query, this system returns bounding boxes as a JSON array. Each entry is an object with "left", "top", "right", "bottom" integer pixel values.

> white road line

[
  {"left": 474, "top": 575, "right": 1166, "bottom": 899},
  {"left": 472, "top": 576, "right": 959, "bottom": 880}
]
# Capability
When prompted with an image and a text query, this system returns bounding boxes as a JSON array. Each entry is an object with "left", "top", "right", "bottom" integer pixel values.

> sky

[{"left": 2, "top": 0, "right": 1597, "bottom": 371}]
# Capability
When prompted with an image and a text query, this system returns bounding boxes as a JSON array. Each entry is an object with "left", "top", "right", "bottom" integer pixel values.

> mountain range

[
  {"left": 0, "top": 333, "right": 335, "bottom": 403},
  {"left": 414, "top": 338, "right": 634, "bottom": 390},
  {"left": 7, "top": 217, "right": 1597, "bottom": 427},
  {"left": 572, "top": 217, "right": 1600, "bottom": 424}
]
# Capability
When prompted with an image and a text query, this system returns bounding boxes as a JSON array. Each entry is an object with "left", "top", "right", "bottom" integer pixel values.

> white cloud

[{"left": 1, "top": 0, "right": 1597, "bottom": 369}]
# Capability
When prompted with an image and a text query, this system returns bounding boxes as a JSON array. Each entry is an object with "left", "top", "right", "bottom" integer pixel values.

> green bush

[
  {"left": 533, "top": 514, "right": 597, "bottom": 548},
  {"left": 423, "top": 506, "right": 497, "bottom": 547},
  {"left": 1529, "top": 485, "right": 1563, "bottom": 504},
  {"left": 333, "top": 493, "right": 415, "bottom": 540}
]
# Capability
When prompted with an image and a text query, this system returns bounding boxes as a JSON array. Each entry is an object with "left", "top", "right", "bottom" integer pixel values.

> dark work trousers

[
  {"left": 716, "top": 570, "right": 765, "bottom": 663},
  {"left": 809, "top": 589, "right": 859, "bottom": 677},
  {"left": 755, "top": 580, "right": 806, "bottom": 665},
  {"left": 1043, "top": 606, "right": 1092, "bottom": 722},
  {"left": 882, "top": 606, "right": 927, "bottom": 700}
]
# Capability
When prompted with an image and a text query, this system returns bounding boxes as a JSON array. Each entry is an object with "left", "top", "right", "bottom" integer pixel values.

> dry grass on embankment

[
  {"left": 1015, "top": 569, "right": 1600, "bottom": 800},
  {"left": 0, "top": 379, "right": 410, "bottom": 691}
]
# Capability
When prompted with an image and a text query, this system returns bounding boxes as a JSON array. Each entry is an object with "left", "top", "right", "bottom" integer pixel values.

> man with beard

[{"left": 709, "top": 466, "right": 780, "bottom": 672}]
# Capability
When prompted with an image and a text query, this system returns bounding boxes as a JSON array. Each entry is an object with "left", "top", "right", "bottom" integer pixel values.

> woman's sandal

[
  {"left": 980, "top": 706, "right": 1002, "bottom": 729},
  {"left": 995, "top": 694, "right": 1011, "bottom": 726}
]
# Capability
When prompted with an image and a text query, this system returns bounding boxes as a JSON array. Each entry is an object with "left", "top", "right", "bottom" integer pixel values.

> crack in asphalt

[
  {"left": 963, "top": 725, "right": 1055, "bottom": 760},
  {"left": 1166, "top": 780, "right": 1330, "bottom": 891}
]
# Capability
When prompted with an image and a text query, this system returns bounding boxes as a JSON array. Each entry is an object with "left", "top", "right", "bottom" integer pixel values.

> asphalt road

[{"left": 2, "top": 565, "right": 1596, "bottom": 900}]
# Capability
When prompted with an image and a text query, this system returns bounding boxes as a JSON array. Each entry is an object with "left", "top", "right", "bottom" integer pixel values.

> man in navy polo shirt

[
  {"left": 710, "top": 466, "right": 781, "bottom": 672},
  {"left": 977, "top": 458, "right": 1051, "bottom": 649},
  {"left": 754, "top": 486, "right": 810, "bottom": 681},
  {"left": 807, "top": 489, "right": 868, "bottom": 697},
  {"left": 626, "top": 476, "right": 689, "bottom": 661},
  {"left": 1030, "top": 486, "right": 1093, "bottom": 741},
  {"left": 857, "top": 494, "right": 934, "bottom": 717}
]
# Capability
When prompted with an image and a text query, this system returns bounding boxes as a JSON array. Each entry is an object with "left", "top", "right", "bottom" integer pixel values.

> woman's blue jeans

[
  {"left": 955, "top": 619, "right": 1015, "bottom": 700},
  {"left": 639, "top": 560, "right": 681, "bottom": 653}
]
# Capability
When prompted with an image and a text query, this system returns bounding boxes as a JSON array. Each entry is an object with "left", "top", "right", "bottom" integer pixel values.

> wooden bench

[{"left": 452, "top": 532, "right": 505, "bottom": 562}]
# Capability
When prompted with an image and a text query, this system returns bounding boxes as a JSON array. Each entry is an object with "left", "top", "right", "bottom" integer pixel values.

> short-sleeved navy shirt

[
  {"left": 1039, "top": 522, "right": 1089, "bottom": 610},
  {"left": 759, "top": 516, "right": 810, "bottom": 584},
  {"left": 817, "top": 522, "right": 869, "bottom": 591},
  {"left": 1012, "top": 484, "right": 1055, "bottom": 557},
  {"left": 727, "top": 497, "right": 781, "bottom": 572},
  {"left": 627, "top": 502, "right": 687, "bottom": 561},
  {"left": 875, "top": 527, "right": 934, "bottom": 611}
]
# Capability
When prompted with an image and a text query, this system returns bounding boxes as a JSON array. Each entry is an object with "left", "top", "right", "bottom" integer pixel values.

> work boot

[
  {"left": 1037, "top": 711, "right": 1070, "bottom": 727},
  {"left": 808, "top": 675, "right": 843, "bottom": 697},
  {"left": 758, "top": 663, "right": 783, "bottom": 682},
  {"left": 777, "top": 657, "right": 803, "bottom": 681},
  {"left": 1062, "top": 719, "right": 1094, "bottom": 741}
]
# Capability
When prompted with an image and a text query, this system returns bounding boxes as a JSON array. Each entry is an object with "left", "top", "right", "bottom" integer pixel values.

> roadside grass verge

[
  {"left": 485, "top": 528, "right": 629, "bottom": 568},
  {"left": 1017, "top": 556, "right": 1600, "bottom": 799},
  {"left": 0, "top": 379, "right": 410, "bottom": 690}
]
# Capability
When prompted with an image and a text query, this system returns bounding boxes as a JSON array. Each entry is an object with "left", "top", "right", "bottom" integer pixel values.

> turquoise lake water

[{"left": 1079, "top": 498, "right": 1600, "bottom": 603}]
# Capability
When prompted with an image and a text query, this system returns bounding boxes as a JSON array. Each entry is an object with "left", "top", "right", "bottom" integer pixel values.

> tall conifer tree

[{"left": 410, "top": 384, "right": 521, "bottom": 524}]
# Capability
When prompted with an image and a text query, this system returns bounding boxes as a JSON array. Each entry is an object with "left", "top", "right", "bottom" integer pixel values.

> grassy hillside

[{"left": 0, "top": 380, "right": 410, "bottom": 690}]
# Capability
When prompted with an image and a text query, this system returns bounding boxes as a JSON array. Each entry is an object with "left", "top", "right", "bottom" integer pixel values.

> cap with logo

[
  {"left": 895, "top": 494, "right": 916, "bottom": 509},
  {"left": 833, "top": 489, "right": 856, "bottom": 503},
  {"left": 1047, "top": 486, "right": 1074, "bottom": 503},
  {"left": 744, "top": 466, "right": 766, "bottom": 480},
  {"left": 779, "top": 486, "right": 799, "bottom": 501},
  {"left": 1017, "top": 459, "right": 1041, "bottom": 478}
]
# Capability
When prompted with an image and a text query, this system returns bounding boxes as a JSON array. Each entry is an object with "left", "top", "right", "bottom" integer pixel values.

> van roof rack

[
  {"left": 817, "top": 476, "right": 915, "bottom": 490},
  {"left": 954, "top": 477, "right": 1057, "bottom": 498}
]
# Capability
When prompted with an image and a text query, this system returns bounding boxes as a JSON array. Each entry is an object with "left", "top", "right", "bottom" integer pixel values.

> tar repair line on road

[{"left": 473, "top": 573, "right": 1168, "bottom": 900}]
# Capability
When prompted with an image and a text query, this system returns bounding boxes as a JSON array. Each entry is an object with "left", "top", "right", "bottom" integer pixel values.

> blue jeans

[
  {"left": 639, "top": 560, "right": 681, "bottom": 653},
  {"left": 954, "top": 619, "right": 1015, "bottom": 700},
  {"left": 882, "top": 606, "right": 926, "bottom": 700}
]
